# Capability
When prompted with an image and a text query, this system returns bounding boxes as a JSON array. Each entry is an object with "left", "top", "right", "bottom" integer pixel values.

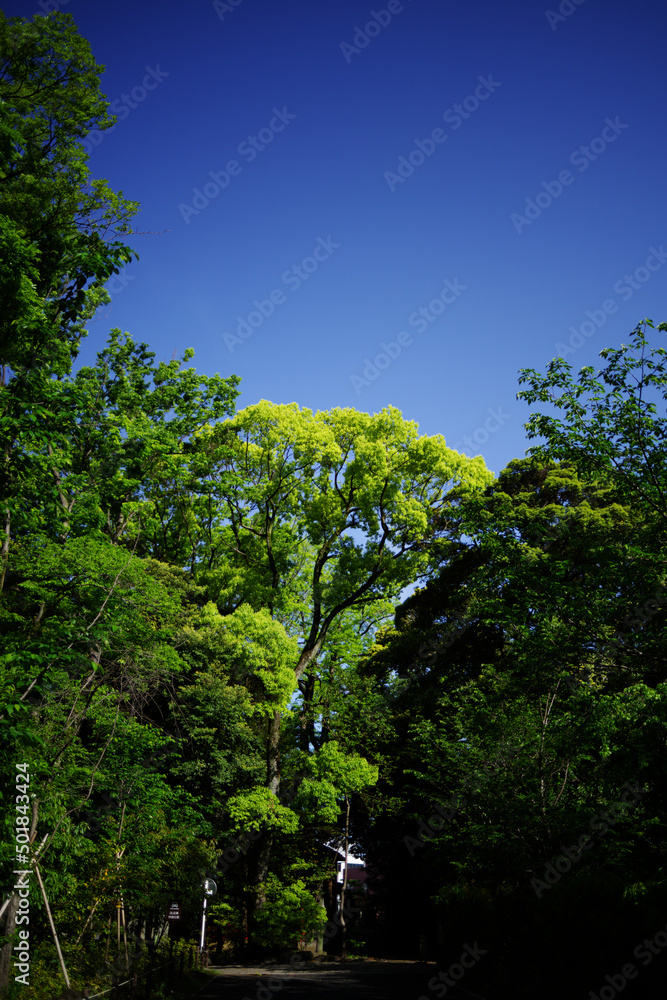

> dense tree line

[{"left": 2, "top": 12, "right": 667, "bottom": 1000}]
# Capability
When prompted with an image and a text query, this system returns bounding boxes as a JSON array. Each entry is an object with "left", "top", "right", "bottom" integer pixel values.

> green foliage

[
  {"left": 294, "top": 741, "right": 379, "bottom": 823},
  {"left": 197, "top": 602, "right": 299, "bottom": 714},
  {"left": 311, "top": 741, "right": 379, "bottom": 795},
  {"left": 202, "top": 400, "right": 491, "bottom": 621},
  {"left": 518, "top": 318, "right": 667, "bottom": 527},
  {"left": 253, "top": 874, "right": 326, "bottom": 950},
  {"left": 226, "top": 787, "right": 299, "bottom": 834},
  {"left": 2, "top": 43, "right": 666, "bottom": 991},
  {"left": 0, "top": 11, "right": 139, "bottom": 374}
]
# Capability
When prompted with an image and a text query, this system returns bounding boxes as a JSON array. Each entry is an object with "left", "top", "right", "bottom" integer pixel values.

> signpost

[
  {"left": 167, "top": 903, "right": 181, "bottom": 922},
  {"left": 199, "top": 879, "right": 217, "bottom": 952}
]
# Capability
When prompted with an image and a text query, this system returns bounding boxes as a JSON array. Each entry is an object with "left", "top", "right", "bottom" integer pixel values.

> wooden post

[
  {"left": 120, "top": 895, "right": 130, "bottom": 969},
  {"left": 105, "top": 907, "right": 114, "bottom": 962},
  {"left": 32, "top": 861, "right": 70, "bottom": 987}
]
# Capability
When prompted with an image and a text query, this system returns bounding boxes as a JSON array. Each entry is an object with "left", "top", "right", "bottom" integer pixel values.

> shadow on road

[{"left": 189, "top": 960, "right": 487, "bottom": 1000}]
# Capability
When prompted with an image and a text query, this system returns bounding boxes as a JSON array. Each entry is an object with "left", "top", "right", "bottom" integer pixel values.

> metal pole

[{"left": 199, "top": 896, "right": 207, "bottom": 952}]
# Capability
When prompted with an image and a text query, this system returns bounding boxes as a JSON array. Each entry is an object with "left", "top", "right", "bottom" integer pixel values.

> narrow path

[{"left": 188, "top": 961, "right": 488, "bottom": 1000}]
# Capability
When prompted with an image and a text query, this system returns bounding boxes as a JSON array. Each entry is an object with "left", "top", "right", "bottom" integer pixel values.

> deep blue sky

[{"left": 10, "top": 0, "right": 667, "bottom": 474}]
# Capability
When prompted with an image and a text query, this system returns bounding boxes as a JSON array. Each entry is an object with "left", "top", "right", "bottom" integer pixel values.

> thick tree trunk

[
  {"left": 298, "top": 672, "right": 316, "bottom": 753},
  {"left": 252, "top": 829, "right": 274, "bottom": 912},
  {"left": 248, "top": 708, "right": 282, "bottom": 949},
  {"left": 255, "top": 712, "right": 281, "bottom": 889}
]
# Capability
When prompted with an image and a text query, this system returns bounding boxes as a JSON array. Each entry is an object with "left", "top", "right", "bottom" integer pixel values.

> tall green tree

[
  {"left": 518, "top": 319, "right": 667, "bottom": 531},
  {"left": 0, "top": 12, "right": 248, "bottom": 993},
  {"left": 354, "top": 329, "right": 667, "bottom": 992},
  {"left": 198, "top": 399, "right": 491, "bottom": 747},
  {"left": 203, "top": 403, "right": 489, "bottom": 718},
  {"left": 0, "top": 327, "right": 240, "bottom": 991},
  {"left": 186, "top": 400, "right": 491, "bottom": 929},
  {"left": 0, "top": 10, "right": 137, "bottom": 375}
]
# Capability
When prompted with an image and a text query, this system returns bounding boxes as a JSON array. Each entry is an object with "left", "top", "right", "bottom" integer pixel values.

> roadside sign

[{"left": 167, "top": 903, "right": 181, "bottom": 921}]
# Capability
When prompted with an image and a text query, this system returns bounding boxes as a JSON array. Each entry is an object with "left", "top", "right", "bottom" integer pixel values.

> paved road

[{"left": 188, "top": 961, "right": 487, "bottom": 1000}]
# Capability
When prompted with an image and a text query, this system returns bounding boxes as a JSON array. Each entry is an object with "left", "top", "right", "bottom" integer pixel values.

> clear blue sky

[{"left": 10, "top": 0, "right": 667, "bottom": 475}]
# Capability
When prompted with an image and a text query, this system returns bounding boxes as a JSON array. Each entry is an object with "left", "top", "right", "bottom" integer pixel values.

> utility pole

[{"left": 200, "top": 879, "right": 217, "bottom": 955}]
